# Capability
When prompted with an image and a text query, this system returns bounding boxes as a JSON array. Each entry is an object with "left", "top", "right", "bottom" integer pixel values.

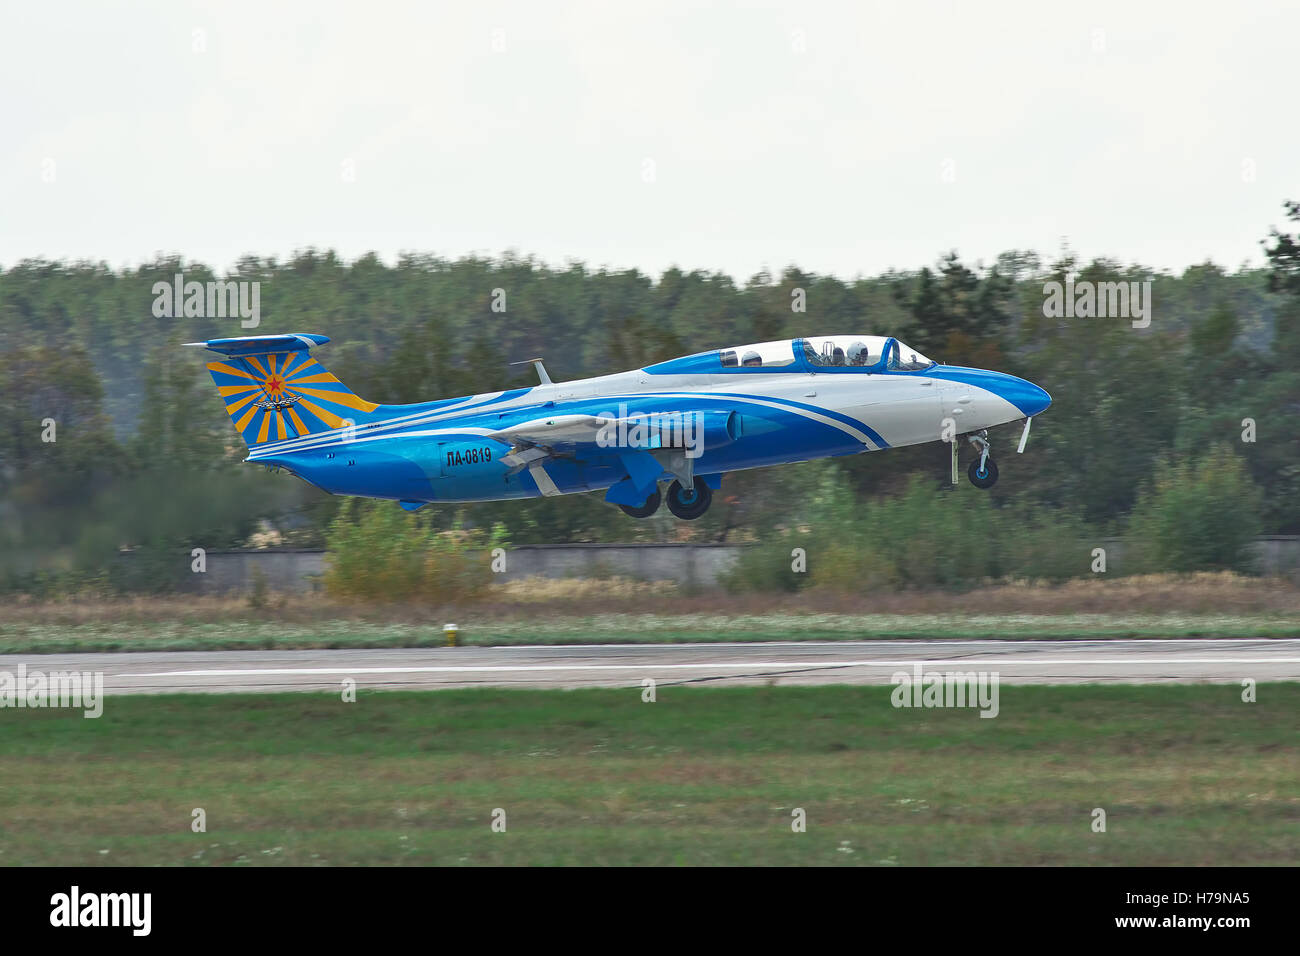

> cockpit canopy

[
  {"left": 800, "top": 335, "right": 934, "bottom": 370},
  {"left": 719, "top": 340, "right": 798, "bottom": 369},
  {"left": 802, "top": 335, "right": 883, "bottom": 367},
  {"left": 644, "top": 335, "right": 937, "bottom": 375}
]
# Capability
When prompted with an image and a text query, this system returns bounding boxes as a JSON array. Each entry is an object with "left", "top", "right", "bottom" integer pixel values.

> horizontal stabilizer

[{"left": 184, "top": 333, "right": 329, "bottom": 357}]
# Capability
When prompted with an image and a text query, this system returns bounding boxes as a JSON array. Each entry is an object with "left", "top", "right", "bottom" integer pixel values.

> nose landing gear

[
  {"left": 965, "top": 431, "right": 998, "bottom": 489},
  {"left": 968, "top": 455, "right": 998, "bottom": 489}
]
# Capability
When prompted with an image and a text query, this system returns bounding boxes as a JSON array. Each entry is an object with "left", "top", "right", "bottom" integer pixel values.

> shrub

[
  {"left": 323, "top": 501, "right": 507, "bottom": 603},
  {"left": 1127, "top": 445, "right": 1262, "bottom": 574},
  {"left": 722, "top": 467, "right": 1090, "bottom": 593}
]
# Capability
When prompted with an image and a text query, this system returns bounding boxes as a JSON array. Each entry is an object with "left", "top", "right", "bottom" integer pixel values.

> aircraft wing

[
  {"left": 486, "top": 413, "right": 701, "bottom": 499},
  {"left": 487, "top": 413, "right": 697, "bottom": 459},
  {"left": 486, "top": 415, "right": 618, "bottom": 476},
  {"left": 488, "top": 414, "right": 614, "bottom": 448}
]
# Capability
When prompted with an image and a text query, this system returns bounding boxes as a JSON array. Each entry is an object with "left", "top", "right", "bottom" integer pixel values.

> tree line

[{"left": 2, "top": 203, "right": 1299, "bottom": 593}]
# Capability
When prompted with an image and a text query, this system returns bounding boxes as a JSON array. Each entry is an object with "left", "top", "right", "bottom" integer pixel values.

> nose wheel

[
  {"left": 968, "top": 456, "right": 998, "bottom": 489},
  {"left": 965, "top": 431, "right": 998, "bottom": 489}
]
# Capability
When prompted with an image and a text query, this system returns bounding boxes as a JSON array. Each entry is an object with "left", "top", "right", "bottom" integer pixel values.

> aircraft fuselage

[{"left": 243, "top": 336, "right": 1051, "bottom": 508}]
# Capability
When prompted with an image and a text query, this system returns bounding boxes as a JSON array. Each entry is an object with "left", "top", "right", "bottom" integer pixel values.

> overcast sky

[{"left": 2, "top": 0, "right": 1296, "bottom": 280}]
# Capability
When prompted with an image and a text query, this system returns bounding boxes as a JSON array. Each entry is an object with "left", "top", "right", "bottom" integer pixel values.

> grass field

[
  {"left": 3, "top": 613, "right": 1300, "bottom": 655},
  {"left": 1, "top": 685, "right": 1296, "bottom": 866}
]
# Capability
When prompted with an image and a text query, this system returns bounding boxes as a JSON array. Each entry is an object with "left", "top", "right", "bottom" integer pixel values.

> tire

[
  {"left": 665, "top": 477, "right": 712, "bottom": 520},
  {"left": 618, "top": 488, "right": 662, "bottom": 518},
  {"left": 968, "top": 456, "right": 998, "bottom": 489}
]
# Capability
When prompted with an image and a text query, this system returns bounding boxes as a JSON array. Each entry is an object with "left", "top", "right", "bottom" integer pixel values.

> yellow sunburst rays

[
  {"left": 275, "top": 355, "right": 379, "bottom": 430},
  {"left": 260, "top": 353, "right": 293, "bottom": 441},
  {"left": 259, "top": 353, "right": 310, "bottom": 436},
  {"left": 207, "top": 360, "right": 266, "bottom": 435},
  {"left": 215, "top": 353, "right": 291, "bottom": 442},
  {"left": 211, "top": 352, "right": 379, "bottom": 443}
]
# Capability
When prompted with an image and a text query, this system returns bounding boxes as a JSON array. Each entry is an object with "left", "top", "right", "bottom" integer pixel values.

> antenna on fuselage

[{"left": 509, "top": 357, "right": 553, "bottom": 385}]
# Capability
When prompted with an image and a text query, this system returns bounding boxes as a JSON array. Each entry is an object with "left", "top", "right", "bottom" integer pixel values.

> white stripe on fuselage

[
  {"left": 247, "top": 395, "right": 872, "bottom": 460},
  {"left": 246, "top": 373, "right": 909, "bottom": 459},
  {"left": 618, "top": 390, "right": 877, "bottom": 447}
]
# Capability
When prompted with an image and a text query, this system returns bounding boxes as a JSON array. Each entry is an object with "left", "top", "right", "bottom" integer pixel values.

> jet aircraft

[{"left": 192, "top": 333, "right": 1051, "bottom": 519}]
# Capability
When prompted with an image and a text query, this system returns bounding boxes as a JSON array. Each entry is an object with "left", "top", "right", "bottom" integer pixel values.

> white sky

[{"left": 1, "top": 0, "right": 1296, "bottom": 279}]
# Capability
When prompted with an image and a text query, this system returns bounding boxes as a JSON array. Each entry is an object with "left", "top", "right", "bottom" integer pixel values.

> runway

[{"left": 3, "top": 638, "right": 1300, "bottom": 694}]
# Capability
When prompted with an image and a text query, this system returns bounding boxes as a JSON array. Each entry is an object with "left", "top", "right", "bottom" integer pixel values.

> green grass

[
  {"left": 2, "top": 612, "right": 1298, "bottom": 654},
  {"left": 1, "top": 684, "right": 1296, "bottom": 865}
]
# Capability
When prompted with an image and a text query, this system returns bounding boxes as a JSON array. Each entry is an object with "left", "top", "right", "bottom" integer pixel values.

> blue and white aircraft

[{"left": 191, "top": 333, "right": 1051, "bottom": 520}]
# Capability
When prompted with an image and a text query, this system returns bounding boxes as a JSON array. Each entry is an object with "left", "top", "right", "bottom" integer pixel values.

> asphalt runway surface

[{"left": 3, "top": 638, "right": 1299, "bottom": 694}]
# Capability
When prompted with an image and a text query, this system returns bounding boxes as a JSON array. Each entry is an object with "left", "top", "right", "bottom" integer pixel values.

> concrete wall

[
  {"left": 496, "top": 544, "right": 743, "bottom": 590},
  {"left": 1256, "top": 536, "right": 1300, "bottom": 574},
  {"left": 190, "top": 549, "right": 328, "bottom": 595},
  {"left": 181, "top": 543, "right": 745, "bottom": 594},
  {"left": 180, "top": 537, "right": 1300, "bottom": 595},
  {"left": 1091, "top": 537, "right": 1300, "bottom": 576}
]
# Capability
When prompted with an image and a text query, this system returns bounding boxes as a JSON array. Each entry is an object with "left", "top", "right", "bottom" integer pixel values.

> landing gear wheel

[
  {"left": 665, "top": 477, "right": 712, "bottom": 520},
  {"left": 968, "top": 456, "right": 998, "bottom": 489},
  {"left": 618, "top": 488, "right": 661, "bottom": 518}
]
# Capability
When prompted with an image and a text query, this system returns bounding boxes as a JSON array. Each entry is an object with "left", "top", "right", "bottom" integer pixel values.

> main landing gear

[
  {"left": 617, "top": 487, "right": 661, "bottom": 518},
  {"left": 664, "top": 477, "right": 712, "bottom": 520},
  {"left": 965, "top": 430, "right": 998, "bottom": 490},
  {"left": 616, "top": 478, "right": 714, "bottom": 520}
]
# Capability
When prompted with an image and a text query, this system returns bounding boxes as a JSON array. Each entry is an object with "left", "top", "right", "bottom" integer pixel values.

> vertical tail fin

[{"left": 187, "top": 333, "right": 380, "bottom": 447}]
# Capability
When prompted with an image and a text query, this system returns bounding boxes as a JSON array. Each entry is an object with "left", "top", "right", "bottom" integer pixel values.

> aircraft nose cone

[
  {"left": 929, "top": 366, "right": 1052, "bottom": 417},
  {"left": 1006, "top": 376, "right": 1052, "bottom": 417}
]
